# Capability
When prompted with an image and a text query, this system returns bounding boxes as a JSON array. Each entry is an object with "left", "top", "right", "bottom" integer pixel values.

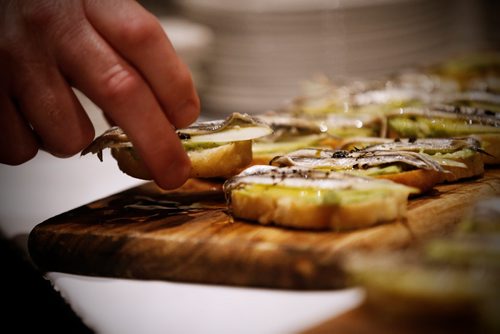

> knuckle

[
  {"left": 0, "top": 27, "right": 31, "bottom": 68},
  {"left": 0, "top": 25, "right": 20, "bottom": 54},
  {"left": 118, "top": 14, "right": 163, "bottom": 47},
  {"left": 100, "top": 64, "right": 141, "bottom": 101},
  {"left": 21, "top": 1, "right": 60, "bottom": 29},
  {"left": 35, "top": 95, "right": 95, "bottom": 157},
  {"left": 20, "top": 1, "right": 85, "bottom": 44}
]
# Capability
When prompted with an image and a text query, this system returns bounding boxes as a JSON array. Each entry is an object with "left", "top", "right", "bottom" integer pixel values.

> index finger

[
  {"left": 83, "top": 0, "right": 200, "bottom": 129},
  {"left": 50, "top": 4, "right": 191, "bottom": 189}
]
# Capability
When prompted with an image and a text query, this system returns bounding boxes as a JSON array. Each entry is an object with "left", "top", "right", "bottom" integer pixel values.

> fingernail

[
  {"left": 51, "top": 151, "right": 73, "bottom": 158},
  {"left": 43, "top": 146, "right": 73, "bottom": 158}
]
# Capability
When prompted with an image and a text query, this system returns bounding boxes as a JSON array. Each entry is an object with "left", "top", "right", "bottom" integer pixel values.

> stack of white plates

[
  {"left": 178, "top": 0, "right": 455, "bottom": 117},
  {"left": 158, "top": 16, "right": 214, "bottom": 94}
]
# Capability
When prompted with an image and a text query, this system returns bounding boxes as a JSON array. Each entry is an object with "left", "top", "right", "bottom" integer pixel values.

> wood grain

[{"left": 28, "top": 170, "right": 500, "bottom": 290}]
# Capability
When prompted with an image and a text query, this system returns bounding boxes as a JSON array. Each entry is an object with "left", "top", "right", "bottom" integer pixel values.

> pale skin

[{"left": 0, "top": 0, "right": 200, "bottom": 189}]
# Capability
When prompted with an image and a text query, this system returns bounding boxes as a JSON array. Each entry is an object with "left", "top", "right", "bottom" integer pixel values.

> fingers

[
  {"left": 52, "top": 5, "right": 191, "bottom": 189},
  {"left": 12, "top": 61, "right": 95, "bottom": 157},
  {"left": 0, "top": 0, "right": 94, "bottom": 163},
  {"left": 1, "top": 0, "right": 195, "bottom": 189},
  {"left": 83, "top": 0, "right": 200, "bottom": 129},
  {"left": 0, "top": 92, "right": 38, "bottom": 165}
]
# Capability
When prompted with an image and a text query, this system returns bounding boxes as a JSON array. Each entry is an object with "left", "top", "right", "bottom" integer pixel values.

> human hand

[{"left": 0, "top": 0, "right": 200, "bottom": 189}]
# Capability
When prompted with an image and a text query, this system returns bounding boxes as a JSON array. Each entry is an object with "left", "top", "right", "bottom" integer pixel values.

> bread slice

[
  {"left": 111, "top": 141, "right": 253, "bottom": 180},
  {"left": 188, "top": 141, "right": 252, "bottom": 178},
  {"left": 440, "top": 151, "right": 484, "bottom": 182},
  {"left": 230, "top": 187, "right": 410, "bottom": 230},
  {"left": 376, "top": 169, "right": 444, "bottom": 194},
  {"left": 224, "top": 166, "right": 418, "bottom": 230}
]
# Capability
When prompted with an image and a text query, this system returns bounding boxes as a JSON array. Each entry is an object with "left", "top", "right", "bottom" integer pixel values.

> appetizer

[
  {"left": 82, "top": 113, "right": 273, "bottom": 180},
  {"left": 430, "top": 52, "right": 500, "bottom": 93},
  {"left": 361, "top": 137, "right": 485, "bottom": 182},
  {"left": 343, "top": 251, "right": 494, "bottom": 321},
  {"left": 270, "top": 148, "right": 445, "bottom": 193},
  {"left": 386, "top": 105, "right": 500, "bottom": 164},
  {"left": 252, "top": 110, "right": 386, "bottom": 165},
  {"left": 342, "top": 195, "right": 500, "bottom": 332},
  {"left": 251, "top": 112, "right": 337, "bottom": 165},
  {"left": 223, "top": 165, "right": 418, "bottom": 230}
]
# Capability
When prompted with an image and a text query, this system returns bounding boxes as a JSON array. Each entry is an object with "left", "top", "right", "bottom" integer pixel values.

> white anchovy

[
  {"left": 362, "top": 137, "right": 482, "bottom": 154},
  {"left": 389, "top": 71, "right": 460, "bottom": 93},
  {"left": 454, "top": 91, "right": 500, "bottom": 105},
  {"left": 325, "top": 112, "right": 386, "bottom": 131},
  {"left": 389, "top": 105, "right": 500, "bottom": 127},
  {"left": 353, "top": 87, "right": 440, "bottom": 106},
  {"left": 256, "top": 111, "right": 385, "bottom": 136},
  {"left": 270, "top": 148, "right": 445, "bottom": 172},
  {"left": 178, "top": 112, "right": 266, "bottom": 136},
  {"left": 223, "top": 165, "right": 407, "bottom": 193},
  {"left": 254, "top": 113, "right": 328, "bottom": 134},
  {"left": 434, "top": 104, "right": 500, "bottom": 119},
  {"left": 338, "top": 137, "right": 393, "bottom": 150},
  {"left": 81, "top": 126, "right": 132, "bottom": 161},
  {"left": 353, "top": 86, "right": 500, "bottom": 108}
]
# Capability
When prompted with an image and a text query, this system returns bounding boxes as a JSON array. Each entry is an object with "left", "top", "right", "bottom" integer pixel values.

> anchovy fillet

[
  {"left": 389, "top": 105, "right": 500, "bottom": 127},
  {"left": 81, "top": 127, "right": 132, "bottom": 161},
  {"left": 362, "top": 137, "right": 481, "bottom": 154},
  {"left": 179, "top": 112, "right": 263, "bottom": 135},
  {"left": 270, "top": 148, "right": 445, "bottom": 172}
]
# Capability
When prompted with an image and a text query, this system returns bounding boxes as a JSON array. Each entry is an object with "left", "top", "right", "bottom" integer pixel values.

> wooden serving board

[
  {"left": 301, "top": 304, "right": 480, "bottom": 334},
  {"left": 28, "top": 170, "right": 500, "bottom": 290}
]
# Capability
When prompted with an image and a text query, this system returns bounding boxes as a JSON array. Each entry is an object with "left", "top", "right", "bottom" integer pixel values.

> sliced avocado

[{"left": 234, "top": 184, "right": 405, "bottom": 206}]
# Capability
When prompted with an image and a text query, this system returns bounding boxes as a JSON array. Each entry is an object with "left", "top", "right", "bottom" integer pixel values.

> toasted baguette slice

[
  {"left": 111, "top": 141, "right": 252, "bottom": 180},
  {"left": 188, "top": 141, "right": 252, "bottom": 178},
  {"left": 440, "top": 152, "right": 484, "bottom": 182},
  {"left": 224, "top": 166, "right": 418, "bottom": 230},
  {"left": 376, "top": 169, "right": 444, "bottom": 194},
  {"left": 230, "top": 188, "right": 409, "bottom": 230}
]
